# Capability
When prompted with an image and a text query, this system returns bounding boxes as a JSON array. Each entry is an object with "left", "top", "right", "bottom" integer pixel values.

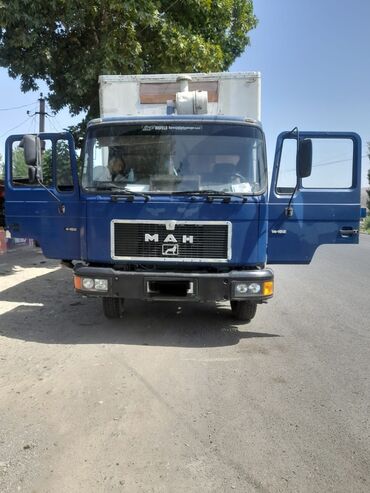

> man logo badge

[
  {"left": 162, "top": 244, "right": 179, "bottom": 256},
  {"left": 144, "top": 231, "right": 194, "bottom": 256}
]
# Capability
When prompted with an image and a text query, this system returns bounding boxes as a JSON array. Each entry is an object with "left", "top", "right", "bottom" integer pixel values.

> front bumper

[{"left": 73, "top": 266, "right": 274, "bottom": 303}]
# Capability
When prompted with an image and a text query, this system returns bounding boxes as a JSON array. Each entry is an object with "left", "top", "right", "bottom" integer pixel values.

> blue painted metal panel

[
  {"left": 4, "top": 132, "right": 83, "bottom": 260},
  {"left": 4, "top": 125, "right": 267, "bottom": 266},
  {"left": 6, "top": 126, "right": 361, "bottom": 268},
  {"left": 267, "top": 131, "right": 362, "bottom": 264},
  {"left": 84, "top": 195, "right": 265, "bottom": 266}
]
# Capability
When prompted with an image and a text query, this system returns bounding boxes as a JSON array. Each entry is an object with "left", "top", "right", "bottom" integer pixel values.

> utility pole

[{"left": 37, "top": 93, "right": 46, "bottom": 133}]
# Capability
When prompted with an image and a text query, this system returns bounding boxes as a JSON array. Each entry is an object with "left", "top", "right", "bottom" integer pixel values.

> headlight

[
  {"left": 232, "top": 281, "right": 266, "bottom": 298},
  {"left": 248, "top": 283, "right": 261, "bottom": 294},
  {"left": 234, "top": 282, "right": 249, "bottom": 294},
  {"left": 76, "top": 277, "right": 109, "bottom": 292},
  {"left": 94, "top": 279, "right": 108, "bottom": 291},
  {"left": 82, "top": 278, "right": 94, "bottom": 289}
]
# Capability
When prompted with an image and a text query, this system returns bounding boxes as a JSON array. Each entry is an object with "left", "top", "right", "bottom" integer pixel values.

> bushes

[{"left": 362, "top": 215, "right": 370, "bottom": 233}]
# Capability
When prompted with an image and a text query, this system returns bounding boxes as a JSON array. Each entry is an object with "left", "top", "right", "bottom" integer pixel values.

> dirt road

[{"left": 0, "top": 243, "right": 369, "bottom": 492}]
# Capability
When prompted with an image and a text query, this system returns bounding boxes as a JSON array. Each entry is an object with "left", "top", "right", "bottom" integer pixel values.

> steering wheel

[{"left": 230, "top": 173, "right": 248, "bottom": 183}]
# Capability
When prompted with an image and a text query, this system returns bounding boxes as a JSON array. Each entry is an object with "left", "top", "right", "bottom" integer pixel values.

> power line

[
  {"left": 314, "top": 154, "right": 368, "bottom": 167},
  {"left": 26, "top": 103, "right": 39, "bottom": 133},
  {"left": 53, "top": 115, "right": 65, "bottom": 131},
  {"left": 46, "top": 114, "right": 60, "bottom": 132},
  {"left": 45, "top": 103, "right": 65, "bottom": 131},
  {"left": 27, "top": 114, "right": 37, "bottom": 134},
  {"left": 283, "top": 153, "right": 368, "bottom": 173},
  {"left": 0, "top": 101, "right": 38, "bottom": 112},
  {"left": 0, "top": 116, "right": 33, "bottom": 139}
]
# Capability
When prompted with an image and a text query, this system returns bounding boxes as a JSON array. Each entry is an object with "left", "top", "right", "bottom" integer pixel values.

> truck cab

[{"left": 3, "top": 73, "right": 362, "bottom": 321}]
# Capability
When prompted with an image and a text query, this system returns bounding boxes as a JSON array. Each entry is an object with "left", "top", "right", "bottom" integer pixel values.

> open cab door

[
  {"left": 4, "top": 132, "right": 82, "bottom": 260},
  {"left": 267, "top": 131, "right": 362, "bottom": 264}
]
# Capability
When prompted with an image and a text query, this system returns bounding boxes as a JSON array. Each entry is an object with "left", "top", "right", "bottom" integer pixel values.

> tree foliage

[
  {"left": 0, "top": 0, "right": 257, "bottom": 122},
  {"left": 11, "top": 148, "right": 28, "bottom": 179}
]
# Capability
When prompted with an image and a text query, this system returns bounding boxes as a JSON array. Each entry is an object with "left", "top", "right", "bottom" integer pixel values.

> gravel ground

[{"left": 0, "top": 241, "right": 369, "bottom": 492}]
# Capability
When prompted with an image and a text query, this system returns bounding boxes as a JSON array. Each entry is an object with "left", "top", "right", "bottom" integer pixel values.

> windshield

[{"left": 82, "top": 122, "right": 267, "bottom": 194}]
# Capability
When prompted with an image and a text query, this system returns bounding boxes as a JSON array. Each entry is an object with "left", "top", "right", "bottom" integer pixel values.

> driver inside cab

[{"left": 108, "top": 155, "right": 127, "bottom": 182}]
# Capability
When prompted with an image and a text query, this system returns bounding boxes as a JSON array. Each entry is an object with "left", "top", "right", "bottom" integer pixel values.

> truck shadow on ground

[
  {"left": 0, "top": 249, "right": 56, "bottom": 276},
  {"left": 0, "top": 267, "right": 280, "bottom": 348}
]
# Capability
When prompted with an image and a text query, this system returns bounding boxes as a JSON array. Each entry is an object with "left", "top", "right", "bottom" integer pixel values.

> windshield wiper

[
  {"left": 171, "top": 190, "right": 247, "bottom": 202},
  {"left": 110, "top": 189, "right": 151, "bottom": 202},
  {"left": 89, "top": 183, "right": 151, "bottom": 201}
]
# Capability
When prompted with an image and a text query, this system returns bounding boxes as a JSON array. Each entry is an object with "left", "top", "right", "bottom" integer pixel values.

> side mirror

[
  {"left": 20, "top": 134, "right": 40, "bottom": 166},
  {"left": 297, "top": 138, "right": 312, "bottom": 178},
  {"left": 28, "top": 166, "right": 37, "bottom": 183},
  {"left": 19, "top": 135, "right": 42, "bottom": 183}
]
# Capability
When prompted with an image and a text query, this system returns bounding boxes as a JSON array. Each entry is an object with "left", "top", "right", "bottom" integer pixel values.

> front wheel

[
  {"left": 102, "top": 297, "right": 125, "bottom": 319},
  {"left": 230, "top": 300, "right": 257, "bottom": 322}
]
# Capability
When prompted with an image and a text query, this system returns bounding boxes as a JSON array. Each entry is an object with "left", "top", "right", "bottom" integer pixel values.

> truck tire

[
  {"left": 230, "top": 300, "right": 257, "bottom": 322},
  {"left": 102, "top": 297, "right": 125, "bottom": 319}
]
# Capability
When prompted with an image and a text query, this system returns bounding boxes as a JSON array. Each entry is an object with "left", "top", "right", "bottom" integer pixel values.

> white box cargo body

[{"left": 99, "top": 72, "right": 261, "bottom": 121}]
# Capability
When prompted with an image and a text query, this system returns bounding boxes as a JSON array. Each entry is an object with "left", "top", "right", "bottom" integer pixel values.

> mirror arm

[
  {"left": 36, "top": 179, "right": 65, "bottom": 214},
  {"left": 285, "top": 182, "right": 298, "bottom": 217},
  {"left": 283, "top": 127, "right": 299, "bottom": 217}
]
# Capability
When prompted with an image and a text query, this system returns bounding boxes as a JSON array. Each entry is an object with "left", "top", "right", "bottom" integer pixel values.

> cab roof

[{"left": 88, "top": 114, "right": 262, "bottom": 128}]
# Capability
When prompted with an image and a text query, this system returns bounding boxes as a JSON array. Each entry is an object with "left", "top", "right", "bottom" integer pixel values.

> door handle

[{"left": 339, "top": 227, "right": 358, "bottom": 237}]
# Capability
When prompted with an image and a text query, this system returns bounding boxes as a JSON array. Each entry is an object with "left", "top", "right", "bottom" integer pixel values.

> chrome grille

[{"left": 112, "top": 221, "right": 231, "bottom": 262}]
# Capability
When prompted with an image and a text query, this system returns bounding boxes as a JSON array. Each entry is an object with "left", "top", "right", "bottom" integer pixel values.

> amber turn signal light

[
  {"left": 74, "top": 276, "right": 82, "bottom": 290},
  {"left": 262, "top": 281, "right": 274, "bottom": 296}
]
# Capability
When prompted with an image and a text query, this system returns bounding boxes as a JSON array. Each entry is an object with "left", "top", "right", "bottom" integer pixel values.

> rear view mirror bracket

[{"left": 283, "top": 131, "right": 313, "bottom": 217}]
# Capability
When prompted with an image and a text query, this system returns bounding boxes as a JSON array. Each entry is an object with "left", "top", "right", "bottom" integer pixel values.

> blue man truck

[{"left": 4, "top": 73, "right": 362, "bottom": 321}]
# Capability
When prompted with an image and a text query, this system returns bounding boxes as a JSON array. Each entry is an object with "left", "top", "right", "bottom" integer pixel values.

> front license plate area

[{"left": 145, "top": 279, "right": 197, "bottom": 299}]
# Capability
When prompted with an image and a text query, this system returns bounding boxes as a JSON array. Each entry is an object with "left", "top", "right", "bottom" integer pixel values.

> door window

[
  {"left": 276, "top": 136, "right": 354, "bottom": 192},
  {"left": 302, "top": 138, "right": 353, "bottom": 189},
  {"left": 276, "top": 138, "right": 297, "bottom": 194},
  {"left": 11, "top": 137, "right": 74, "bottom": 191},
  {"left": 11, "top": 139, "right": 52, "bottom": 187},
  {"left": 56, "top": 139, "right": 74, "bottom": 192}
]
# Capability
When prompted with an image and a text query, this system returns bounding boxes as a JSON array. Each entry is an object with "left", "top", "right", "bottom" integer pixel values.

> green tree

[
  {"left": 0, "top": 0, "right": 257, "bottom": 124},
  {"left": 55, "top": 140, "right": 74, "bottom": 186},
  {"left": 12, "top": 143, "right": 52, "bottom": 185},
  {"left": 12, "top": 148, "right": 28, "bottom": 179},
  {"left": 40, "top": 146, "right": 53, "bottom": 185}
]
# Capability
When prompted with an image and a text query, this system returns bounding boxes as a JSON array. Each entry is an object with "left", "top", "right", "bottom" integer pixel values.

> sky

[{"left": 0, "top": 0, "right": 369, "bottom": 185}]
